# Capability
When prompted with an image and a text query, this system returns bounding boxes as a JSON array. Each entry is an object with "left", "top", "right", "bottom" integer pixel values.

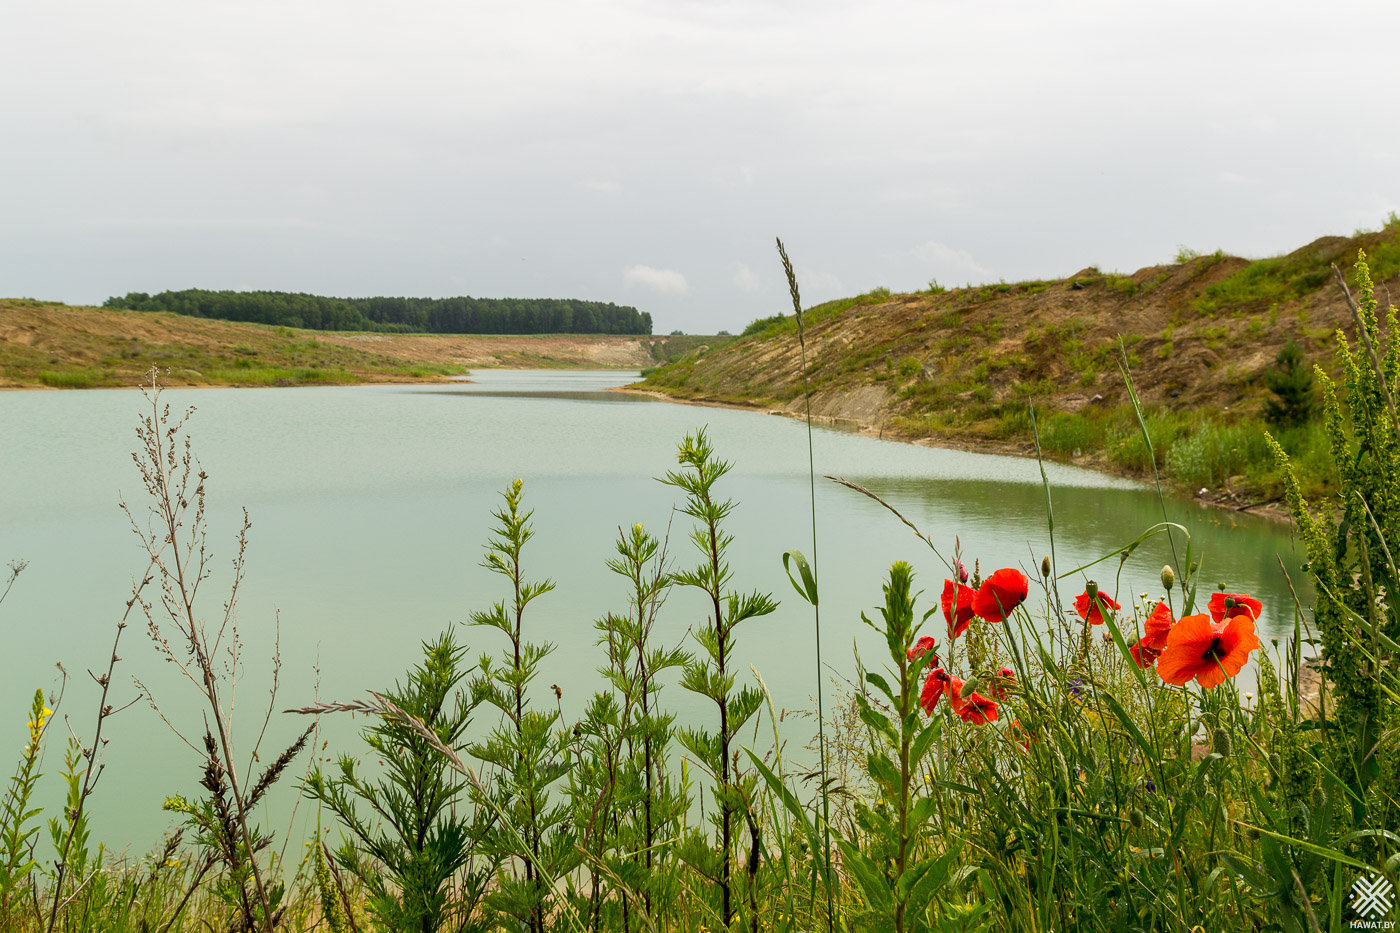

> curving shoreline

[{"left": 614, "top": 382, "right": 1294, "bottom": 524}]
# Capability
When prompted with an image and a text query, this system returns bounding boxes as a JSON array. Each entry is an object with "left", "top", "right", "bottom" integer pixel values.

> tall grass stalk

[{"left": 775, "top": 236, "right": 836, "bottom": 930}]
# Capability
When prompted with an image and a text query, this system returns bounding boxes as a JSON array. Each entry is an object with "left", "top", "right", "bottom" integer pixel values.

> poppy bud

[
  {"left": 1085, "top": 580, "right": 1099, "bottom": 600},
  {"left": 1129, "top": 809, "right": 1145, "bottom": 829},
  {"left": 1310, "top": 785, "right": 1329, "bottom": 810},
  {"left": 960, "top": 677, "right": 980, "bottom": 698},
  {"left": 1268, "top": 753, "right": 1281, "bottom": 775},
  {"left": 1160, "top": 565, "right": 1175, "bottom": 590},
  {"left": 956, "top": 560, "right": 969, "bottom": 583},
  {"left": 1041, "top": 555, "right": 1051, "bottom": 577},
  {"left": 1211, "top": 728, "right": 1232, "bottom": 758},
  {"left": 1244, "top": 826, "right": 1261, "bottom": 840}
]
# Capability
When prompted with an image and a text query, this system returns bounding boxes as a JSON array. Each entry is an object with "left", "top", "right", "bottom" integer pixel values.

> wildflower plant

[
  {"left": 1268, "top": 251, "right": 1400, "bottom": 827},
  {"left": 0, "top": 690, "right": 51, "bottom": 916}
]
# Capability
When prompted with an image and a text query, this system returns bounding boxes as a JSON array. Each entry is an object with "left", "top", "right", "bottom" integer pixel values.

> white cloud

[
  {"left": 733, "top": 262, "right": 762, "bottom": 292},
  {"left": 623, "top": 264, "right": 688, "bottom": 295},
  {"left": 580, "top": 179, "right": 621, "bottom": 196},
  {"left": 910, "top": 241, "right": 991, "bottom": 280}
]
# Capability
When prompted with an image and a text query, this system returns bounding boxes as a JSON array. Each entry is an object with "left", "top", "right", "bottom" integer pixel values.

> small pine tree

[{"left": 1263, "top": 339, "right": 1316, "bottom": 426}]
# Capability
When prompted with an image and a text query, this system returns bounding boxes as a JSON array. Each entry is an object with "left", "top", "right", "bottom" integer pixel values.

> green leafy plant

[
  {"left": 0, "top": 691, "right": 51, "bottom": 916},
  {"left": 840, "top": 562, "right": 967, "bottom": 933},
  {"left": 567, "top": 523, "right": 689, "bottom": 929},
  {"left": 664, "top": 429, "right": 778, "bottom": 929},
  {"left": 306, "top": 630, "right": 491, "bottom": 933},
  {"left": 1267, "top": 250, "right": 1400, "bottom": 832},
  {"left": 469, "top": 480, "right": 576, "bottom": 933}
]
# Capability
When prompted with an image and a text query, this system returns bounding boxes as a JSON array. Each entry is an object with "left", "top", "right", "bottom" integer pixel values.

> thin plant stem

[{"left": 776, "top": 237, "right": 836, "bottom": 931}]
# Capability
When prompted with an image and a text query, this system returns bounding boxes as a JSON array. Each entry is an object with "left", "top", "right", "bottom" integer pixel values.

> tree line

[{"left": 103, "top": 289, "right": 653, "bottom": 335}]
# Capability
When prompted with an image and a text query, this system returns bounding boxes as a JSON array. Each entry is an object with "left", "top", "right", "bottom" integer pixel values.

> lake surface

[{"left": 0, "top": 370, "right": 1310, "bottom": 853}]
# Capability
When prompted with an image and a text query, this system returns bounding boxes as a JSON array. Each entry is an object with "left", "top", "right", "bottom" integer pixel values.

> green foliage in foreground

[{"left": 6, "top": 257, "right": 1400, "bottom": 929}]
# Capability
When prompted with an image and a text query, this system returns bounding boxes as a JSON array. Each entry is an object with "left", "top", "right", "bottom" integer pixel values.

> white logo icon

[{"left": 1352, "top": 873, "right": 1395, "bottom": 920}]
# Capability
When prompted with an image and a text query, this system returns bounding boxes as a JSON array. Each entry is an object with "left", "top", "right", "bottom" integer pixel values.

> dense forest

[{"left": 103, "top": 289, "right": 654, "bottom": 335}]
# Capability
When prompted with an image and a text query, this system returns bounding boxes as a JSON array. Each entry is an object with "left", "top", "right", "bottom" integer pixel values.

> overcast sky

[{"left": 3, "top": 1, "right": 1398, "bottom": 334}]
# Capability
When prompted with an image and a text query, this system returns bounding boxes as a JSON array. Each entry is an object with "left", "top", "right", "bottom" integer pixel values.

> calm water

[{"left": 0, "top": 371, "right": 1309, "bottom": 852}]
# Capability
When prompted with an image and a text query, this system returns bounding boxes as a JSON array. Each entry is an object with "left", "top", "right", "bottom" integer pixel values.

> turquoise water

[{"left": 0, "top": 371, "right": 1309, "bottom": 853}]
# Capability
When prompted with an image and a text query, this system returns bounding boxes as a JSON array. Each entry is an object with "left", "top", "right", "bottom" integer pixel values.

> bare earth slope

[{"left": 0, "top": 301, "right": 688, "bottom": 388}]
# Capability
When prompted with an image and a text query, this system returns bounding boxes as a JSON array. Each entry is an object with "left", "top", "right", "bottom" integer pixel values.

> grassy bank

[
  {"left": 1, "top": 300, "right": 470, "bottom": 387},
  {"left": 640, "top": 221, "right": 1400, "bottom": 505},
  {"left": 0, "top": 300, "right": 718, "bottom": 388}
]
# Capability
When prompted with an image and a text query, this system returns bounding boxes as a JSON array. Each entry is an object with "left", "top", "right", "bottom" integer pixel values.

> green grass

[
  {"left": 390, "top": 362, "right": 469, "bottom": 378},
  {"left": 38, "top": 369, "right": 99, "bottom": 388},
  {"left": 203, "top": 366, "right": 358, "bottom": 386},
  {"left": 1190, "top": 226, "right": 1400, "bottom": 317}
]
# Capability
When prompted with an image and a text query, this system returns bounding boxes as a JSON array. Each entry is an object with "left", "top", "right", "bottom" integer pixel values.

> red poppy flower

[
  {"left": 907, "top": 636, "right": 938, "bottom": 664},
  {"left": 957, "top": 693, "right": 1000, "bottom": 724},
  {"left": 992, "top": 666, "right": 1015, "bottom": 699},
  {"left": 942, "top": 579, "right": 977, "bottom": 638},
  {"left": 973, "top": 568, "right": 1029, "bottom": 622},
  {"left": 1074, "top": 590, "right": 1121, "bottom": 625},
  {"left": 1129, "top": 637, "right": 1161, "bottom": 668},
  {"left": 1156, "top": 612, "right": 1262, "bottom": 688},
  {"left": 920, "top": 668, "right": 951, "bottom": 715},
  {"left": 1208, "top": 592, "right": 1262, "bottom": 624},
  {"left": 946, "top": 676, "right": 968, "bottom": 712},
  {"left": 1143, "top": 601, "right": 1174, "bottom": 651}
]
